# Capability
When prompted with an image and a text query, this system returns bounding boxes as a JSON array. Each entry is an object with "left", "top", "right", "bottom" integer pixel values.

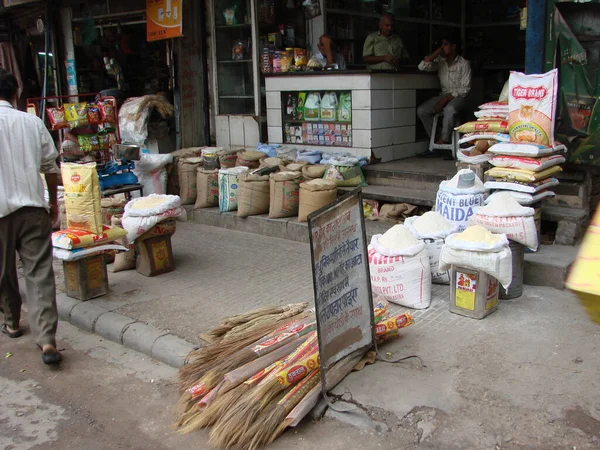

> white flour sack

[
  {"left": 435, "top": 170, "right": 486, "bottom": 232},
  {"left": 440, "top": 226, "right": 512, "bottom": 289},
  {"left": 469, "top": 192, "right": 538, "bottom": 250},
  {"left": 508, "top": 69, "right": 558, "bottom": 146},
  {"left": 368, "top": 225, "right": 431, "bottom": 309},
  {"left": 484, "top": 189, "right": 555, "bottom": 206},
  {"left": 405, "top": 212, "right": 456, "bottom": 284}
]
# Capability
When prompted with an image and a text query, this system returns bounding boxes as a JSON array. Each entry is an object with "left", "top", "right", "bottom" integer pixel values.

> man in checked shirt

[{"left": 417, "top": 34, "right": 472, "bottom": 155}]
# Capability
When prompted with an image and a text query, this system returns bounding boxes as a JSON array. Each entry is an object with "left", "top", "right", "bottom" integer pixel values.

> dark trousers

[{"left": 0, "top": 207, "right": 57, "bottom": 348}]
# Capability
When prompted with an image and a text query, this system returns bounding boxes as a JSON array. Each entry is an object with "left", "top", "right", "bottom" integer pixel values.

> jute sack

[
  {"left": 259, "top": 157, "right": 283, "bottom": 169},
  {"left": 302, "top": 164, "right": 328, "bottom": 181},
  {"left": 279, "top": 160, "right": 308, "bottom": 173},
  {"left": 269, "top": 171, "right": 302, "bottom": 219},
  {"left": 111, "top": 215, "right": 136, "bottom": 273},
  {"left": 237, "top": 173, "right": 270, "bottom": 218},
  {"left": 236, "top": 150, "right": 265, "bottom": 169},
  {"left": 218, "top": 149, "right": 239, "bottom": 169},
  {"left": 298, "top": 179, "right": 337, "bottom": 222},
  {"left": 178, "top": 157, "right": 203, "bottom": 205},
  {"left": 166, "top": 147, "right": 202, "bottom": 195},
  {"left": 194, "top": 168, "right": 219, "bottom": 208}
]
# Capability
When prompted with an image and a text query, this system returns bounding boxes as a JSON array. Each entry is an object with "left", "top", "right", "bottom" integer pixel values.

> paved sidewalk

[{"left": 48, "top": 221, "right": 600, "bottom": 448}]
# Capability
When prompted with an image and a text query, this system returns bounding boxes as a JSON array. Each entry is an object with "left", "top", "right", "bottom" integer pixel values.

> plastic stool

[{"left": 428, "top": 113, "right": 460, "bottom": 159}]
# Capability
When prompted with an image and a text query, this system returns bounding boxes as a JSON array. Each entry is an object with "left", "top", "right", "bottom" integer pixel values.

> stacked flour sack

[
  {"left": 368, "top": 225, "right": 432, "bottom": 309},
  {"left": 455, "top": 101, "right": 510, "bottom": 164},
  {"left": 53, "top": 163, "right": 128, "bottom": 262},
  {"left": 484, "top": 69, "right": 565, "bottom": 224},
  {"left": 405, "top": 212, "right": 457, "bottom": 284}
]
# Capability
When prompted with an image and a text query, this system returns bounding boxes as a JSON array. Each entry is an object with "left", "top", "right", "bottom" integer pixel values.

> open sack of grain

[
  {"left": 368, "top": 225, "right": 431, "bottom": 309},
  {"left": 405, "top": 211, "right": 457, "bottom": 284}
]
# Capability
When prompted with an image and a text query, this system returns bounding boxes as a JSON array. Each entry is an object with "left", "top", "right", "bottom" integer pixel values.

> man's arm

[
  {"left": 362, "top": 34, "right": 394, "bottom": 65},
  {"left": 320, "top": 35, "right": 336, "bottom": 66},
  {"left": 38, "top": 120, "right": 60, "bottom": 221},
  {"left": 418, "top": 46, "right": 442, "bottom": 71},
  {"left": 452, "top": 60, "right": 472, "bottom": 98},
  {"left": 44, "top": 173, "right": 59, "bottom": 222}
]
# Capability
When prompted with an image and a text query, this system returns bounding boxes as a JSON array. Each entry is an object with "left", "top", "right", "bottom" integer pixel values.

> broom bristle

[
  {"left": 192, "top": 383, "right": 250, "bottom": 431},
  {"left": 174, "top": 391, "right": 194, "bottom": 425},
  {"left": 246, "top": 404, "right": 286, "bottom": 450}
]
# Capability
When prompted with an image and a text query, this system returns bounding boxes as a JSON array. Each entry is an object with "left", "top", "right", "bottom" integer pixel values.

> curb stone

[{"left": 56, "top": 295, "right": 196, "bottom": 369}]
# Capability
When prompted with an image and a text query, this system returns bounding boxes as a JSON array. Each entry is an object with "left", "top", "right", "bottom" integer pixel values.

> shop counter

[{"left": 265, "top": 71, "right": 440, "bottom": 161}]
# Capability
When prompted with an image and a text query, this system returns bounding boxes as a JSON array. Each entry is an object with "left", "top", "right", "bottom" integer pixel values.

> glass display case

[
  {"left": 281, "top": 90, "right": 353, "bottom": 147},
  {"left": 210, "top": 0, "right": 259, "bottom": 116}
]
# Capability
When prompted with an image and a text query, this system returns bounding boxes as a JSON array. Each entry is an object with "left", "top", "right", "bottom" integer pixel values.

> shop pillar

[{"left": 525, "top": 0, "right": 548, "bottom": 74}]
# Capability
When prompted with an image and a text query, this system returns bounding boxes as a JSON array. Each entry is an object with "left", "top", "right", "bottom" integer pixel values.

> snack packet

[
  {"left": 46, "top": 106, "right": 68, "bottom": 130},
  {"left": 99, "top": 101, "right": 116, "bottom": 123},
  {"left": 87, "top": 103, "right": 102, "bottom": 124}
]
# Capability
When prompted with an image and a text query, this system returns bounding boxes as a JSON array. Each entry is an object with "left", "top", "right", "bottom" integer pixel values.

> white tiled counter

[{"left": 265, "top": 71, "right": 439, "bottom": 161}]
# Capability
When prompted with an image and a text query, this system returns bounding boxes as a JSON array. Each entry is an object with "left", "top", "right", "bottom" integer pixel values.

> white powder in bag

[
  {"left": 412, "top": 211, "right": 453, "bottom": 235},
  {"left": 379, "top": 225, "right": 420, "bottom": 250}
]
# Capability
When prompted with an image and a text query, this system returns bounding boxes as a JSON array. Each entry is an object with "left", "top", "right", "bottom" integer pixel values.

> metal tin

[
  {"left": 449, "top": 265, "right": 499, "bottom": 319},
  {"left": 500, "top": 241, "right": 525, "bottom": 299}
]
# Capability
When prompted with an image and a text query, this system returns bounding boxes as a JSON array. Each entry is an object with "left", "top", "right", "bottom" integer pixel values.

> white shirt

[
  {"left": 418, "top": 55, "right": 472, "bottom": 98},
  {"left": 0, "top": 100, "right": 59, "bottom": 218},
  {"left": 315, "top": 51, "right": 347, "bottom": 70}
]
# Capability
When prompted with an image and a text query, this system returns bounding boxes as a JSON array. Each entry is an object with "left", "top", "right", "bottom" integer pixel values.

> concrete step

[
  {"left": 187, "top": 206, "right": 577, "bottom": 290},
  {"left": 340, "top": 185, "right": 436, "bottom": 207},
  {"left": 363, "top": 158, "right": 455, "bottom": 191}
]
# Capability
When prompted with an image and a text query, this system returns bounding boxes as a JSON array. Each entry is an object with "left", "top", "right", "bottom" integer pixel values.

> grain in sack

[
  {"left": 178, "top": 157, "right": 202, "bottom": 205},
  {"left": 237, "top": 173, "right": 270, "bottom": 218},
  {"left": 455, "top": 120, "right": 508, "bottom": 134},
  {"left": 218, "top": 167, "right": 249, "bottom": 212},
  {"left": 405, "top": 212, "right": 457, "bottom": 284},
  {"left": 468, "top": 192, "right": 538, "bottom": 250},
  {"left": 508, "top": 69, "right": 558, "bottom": 146},
  {"left": 486, "top": 165, "right": 562, "bottom": 182},
  {"left": 440, "top": 226, "right": 512, "bottom": 289},
  {"left": 302, "top": 164, "right": 328, "bottom": 181},
  {"left": 435, "top": 169, "right": 486, "bottom": 232},
  {"left": 218, "top": 148, "right": 239, "bottom": 168},
  {"left": 298, "top": 179, "right": 337, "bottom": 222},
  {"left": 489, "top": 154, "right": 565, "bottom": 172},
  {"left": 269, "top": 171, "right": 302, "bottom": 218},
  {"left": 488, "top": 141, "right": 566, "bottom": 157},
  {"left": 194, "top": 168, "right": 219, "bottom": 209},
  {"left": 61, "top": 162, "right": 103, "bottom": 234},
  {"left": 485, "top": 189, "right": 555, "bottom": 206},
  {"left": 236, "top": 150, "right": 265, "bottom": 169},
  {"left": 368, "top": 225, "right": 432, "bottom": 309}
]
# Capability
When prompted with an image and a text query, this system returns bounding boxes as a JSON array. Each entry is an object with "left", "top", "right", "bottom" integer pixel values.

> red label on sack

[
  {"left": 286, "top": 365, "right": 307, "bottom": 384},
  {"left": 511, "top": 86, "right": 547, "bottom": 101},
  {"left": 71, "top": 174, "right": 80, "bottom": 182},
  {"left": 375, "top": 323, "right": 387, "bottom": 335},
  {"left": 396, "top": 315, "right": 408, "bottom": 327}
]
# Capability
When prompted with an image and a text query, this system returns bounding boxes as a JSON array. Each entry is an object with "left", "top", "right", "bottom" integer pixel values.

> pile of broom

[{"left": 175, "top": 301, "right": 414, "bottom": 450}]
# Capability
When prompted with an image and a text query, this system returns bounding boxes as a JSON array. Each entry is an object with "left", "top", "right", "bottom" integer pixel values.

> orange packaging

[
  {"left": 275, "top": 349, "right": 320, "bottom": 388},
  {"left": 374, "top": 313, "right": 415, "bottom": 337}
]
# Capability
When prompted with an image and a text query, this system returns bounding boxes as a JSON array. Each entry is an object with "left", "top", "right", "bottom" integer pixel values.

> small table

[{"left": 101, "top": 184, "right": 144, "bottom": 201}]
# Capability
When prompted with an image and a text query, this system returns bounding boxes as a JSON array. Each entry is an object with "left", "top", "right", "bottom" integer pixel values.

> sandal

[
  {"left": 41, "top": 345, "right": 62, "bottom": 365},
  {"left": 1, "top": 323, "right": 23, "bottom": 338}
]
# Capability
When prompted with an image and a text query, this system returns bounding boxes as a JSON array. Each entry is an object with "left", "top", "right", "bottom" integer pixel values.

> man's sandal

[{"left": 1, "top": 323, "right": 23, "bottom": 338}]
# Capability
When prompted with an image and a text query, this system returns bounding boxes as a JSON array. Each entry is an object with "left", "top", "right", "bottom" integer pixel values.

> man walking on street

[
  {"left": 0, "top": 68, "right": 61, "bottom": 364},
  {"left": 417, "top": 34, "right": 471, "bottom": 157}
]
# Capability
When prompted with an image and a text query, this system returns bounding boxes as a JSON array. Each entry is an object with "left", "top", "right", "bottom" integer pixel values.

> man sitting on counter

[
  {"left": 362, "top": 13, "right": 409, "bottom": 70},
  {"left": 417, "top": 34, "right": 472, "bottom": 156}
]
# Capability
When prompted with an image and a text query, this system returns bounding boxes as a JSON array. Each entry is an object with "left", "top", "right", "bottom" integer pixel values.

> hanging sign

[
  {"left": 308, "top": 189, "right": 374, "bottom": 385},
  {"left": 146, "top": 0, "right": 183, "bottom": 42}
]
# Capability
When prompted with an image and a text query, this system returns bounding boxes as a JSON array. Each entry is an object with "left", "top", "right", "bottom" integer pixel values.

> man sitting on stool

[{"left": 417, "top": 34, "right": 471, "bottom": 157}]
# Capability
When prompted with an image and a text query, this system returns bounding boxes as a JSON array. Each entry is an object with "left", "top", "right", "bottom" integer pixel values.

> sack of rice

[
  {"left": 166, "top": 147, "right": 202, "bottom": 195},
  {"left": 194, "top": 168, "right": 219, "bottom": 209},
  {"left": 61, "top": 162, "right": 103, "bottom": 234},
  {"left": 469, "top": 192, "right": 538, "bottom": 250},
  {"left": 259, "top": 157, "right": 283, "bottom": 169},
  {"left": 269, "top": 171, "right": 302, "bottom": 218},
  {"left": 236, "top": 150, "right": 265, "bottom": 169},
  {"left": 279, "top": 160, "right": 308, "bottom": 173},
  {"left": 368, "top": 225, "right": 432, "bottom": 309},
  {"left": 508, "top": 69, "right": 558, "bottom": 146},
  {"left": 455, "top": 120, "right": 508, "bottom": 134},
  {"left": 101, "top": 197, "right": 127, "bottom": 226},
  {"left": 298, "top": 179, "right": 337, "bottom": 222},
  {"left": 405, "top": 211, "right": 458, "bottom": 284},
  {"left": 440, "top": 226, "right": 512, "bottom": 288},
  {"left": 435, "top": 169, "right": 486, "bottom": 232},
  {"left": 218, "top": 167, "right": 249, "bottom": 212},
  {"left": 302, "top": 164, "right": 328, "bottom": 180},
  {"left": 178, "top": 157, "right": 203, "bottom": 205},
  {"left": 218, "top": 148, "right": 239, "bottom": 168},
  {"left": 237, "top": 173, "right": 270, "bottom": 218},
  {"left": 110, "top": 215, "right": 136, "bottom": 272}
]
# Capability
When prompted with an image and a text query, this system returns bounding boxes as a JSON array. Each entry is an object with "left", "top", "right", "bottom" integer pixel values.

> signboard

[
  {"left": 308, "top": 189, "right": 374, "bottom": 384},
  {"left": 146, "top": 0, "right": 183, "bottom": 42}
]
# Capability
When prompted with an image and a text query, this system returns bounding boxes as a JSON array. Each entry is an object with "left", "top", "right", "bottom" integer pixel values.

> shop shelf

[
  {"left": 215, "top": 23, "right": 252, "bottom": 29},
  {"left": 284, "top": 119, "right": 351, "bottom": 125},
  {"left": 217, "top": 59, "right": 253, "bottom": 63},
  {"left": 219, "top": 95, "right": 255, "bottom": 99}
]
